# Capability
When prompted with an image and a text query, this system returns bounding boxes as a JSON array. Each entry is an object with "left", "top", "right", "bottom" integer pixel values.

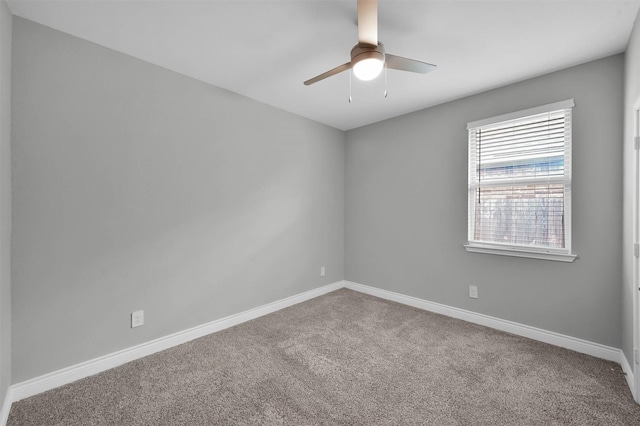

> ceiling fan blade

[
  {"left": 304, "top": 62, "right": 352, "bottom": 86},
  {"left": 357, "top": 0, "right": 377, "bottom": 46},
  {"left": 386, "top": 54, "right": 437, "bottom": 74}
]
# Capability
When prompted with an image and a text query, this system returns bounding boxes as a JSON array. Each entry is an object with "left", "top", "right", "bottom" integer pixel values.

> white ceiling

[{"left": 6, "top": 0, "right": 640, "bottom": 131}]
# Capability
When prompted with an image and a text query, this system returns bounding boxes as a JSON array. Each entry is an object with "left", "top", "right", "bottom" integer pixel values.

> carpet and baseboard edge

[
  {"left": 0, "top": 387, "right": 12, "bottom": 426},
  {"left": 621, "top": 352, "right": 636, "bottom": 401},
  {"left": 0, "top": 280, "right": 634, "bottom": 424},
  {"left": 4, "top": 281, "right": 344, "bottom": 415},
  {"left": 344, "top": 281, "right": 621, "bottom": 362}
]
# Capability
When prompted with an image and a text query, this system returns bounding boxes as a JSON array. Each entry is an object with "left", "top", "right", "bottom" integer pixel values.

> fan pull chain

[
  {"left": 348, "top": 71, "right": 353, "bottom": 103},
  {"left": 384, "top": 62, "right": 388, "bottom": 98}
]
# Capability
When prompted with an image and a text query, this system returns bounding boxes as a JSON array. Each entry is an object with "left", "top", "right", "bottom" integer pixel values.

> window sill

[{"left": 464, "top": 244, "right": 577, "bottom": 263}]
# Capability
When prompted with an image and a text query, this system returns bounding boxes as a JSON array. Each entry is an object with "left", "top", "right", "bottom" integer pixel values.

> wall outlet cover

[
  {"left": 469, "top": 286, "right": 478, "bottom": 299},
  {"left": 131, "top": 310, "right": 144, "bottom": 328}
]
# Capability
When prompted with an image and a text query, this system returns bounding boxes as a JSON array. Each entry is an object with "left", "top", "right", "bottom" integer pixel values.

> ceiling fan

[{"left": 303, "top": 0, "right": 436, "bottom": 86}]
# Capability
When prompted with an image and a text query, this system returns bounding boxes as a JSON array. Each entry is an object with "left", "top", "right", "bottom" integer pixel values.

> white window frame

[{"left": 464, "top": 99, "right": 577, "bottom": 262}]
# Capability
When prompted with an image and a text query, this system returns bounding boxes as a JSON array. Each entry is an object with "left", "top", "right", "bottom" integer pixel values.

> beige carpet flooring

[{"left": 8, "top": 288, "right": 640, "bottom": 425}]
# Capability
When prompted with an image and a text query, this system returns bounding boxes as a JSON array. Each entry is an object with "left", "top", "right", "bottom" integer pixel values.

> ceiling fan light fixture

[{"left": 353, "top": 56, "right": 384, "bottom": 81}]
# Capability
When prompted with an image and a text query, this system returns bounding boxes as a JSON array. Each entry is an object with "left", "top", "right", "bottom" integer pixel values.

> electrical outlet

[
  {"left": 131, "top": 310, "right": 144, "bottom": 328},
  {"left": 320, "top": 266, "right": 326, "bottom": 277},
  {"left": 469, "top": 286, "right": 478, "bottom": 299}
]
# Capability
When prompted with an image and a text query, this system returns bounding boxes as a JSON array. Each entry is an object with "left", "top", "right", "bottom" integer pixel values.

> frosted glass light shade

[{"left": 353, "top": 57, "right": 384, "bottom": 81}]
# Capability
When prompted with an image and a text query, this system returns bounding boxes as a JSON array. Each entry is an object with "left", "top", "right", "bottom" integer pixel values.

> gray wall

[
  {"left": 622, "top": 11, "right": 640, "bottom": 369},
  {"left": 11, "top": 18, "right": 345, "bottom": 383},
  {"left": 7, "top": 12, "right": 631, "bottom": 387},
  {"left": 346, "top": 55, "right": 624, "bottom": 348},
  {"left": 0, "top": 0, "right": 11, "bottom": 406}
]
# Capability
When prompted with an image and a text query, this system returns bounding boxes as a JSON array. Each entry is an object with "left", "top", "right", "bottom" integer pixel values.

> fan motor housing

[{"left": 350, "top": 42, "right": 385, "bottom": 65}]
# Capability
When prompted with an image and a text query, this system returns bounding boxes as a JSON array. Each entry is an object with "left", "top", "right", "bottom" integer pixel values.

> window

[{"left": 465, "top": 99, "right": 576, "bottom": 262}]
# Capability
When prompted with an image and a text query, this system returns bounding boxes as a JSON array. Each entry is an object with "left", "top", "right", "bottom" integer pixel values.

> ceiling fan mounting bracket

[{"left": 350, "top": 42, "right": 385, "bottom": 64}]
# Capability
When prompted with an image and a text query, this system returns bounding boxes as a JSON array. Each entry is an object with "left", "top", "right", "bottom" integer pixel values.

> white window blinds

[{"left": 466, "top": 99, "right": 575, "bottom": 261}]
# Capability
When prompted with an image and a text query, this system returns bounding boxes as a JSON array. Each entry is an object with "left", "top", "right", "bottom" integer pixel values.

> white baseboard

[
  {"left": 8, "top": 281, "right": 344, "bottom": 405},
  {"left": 4, "top": 279, "right": 634, "bottom": 423},
  {"left": 0, "top": 386, "right": 12, "bottom": 426},
  {"left": 621, "top": 352, "right": 637, "bottom": 401},
  {"left": 344, "top": 281, "right": 622, "bottom": 363}
]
